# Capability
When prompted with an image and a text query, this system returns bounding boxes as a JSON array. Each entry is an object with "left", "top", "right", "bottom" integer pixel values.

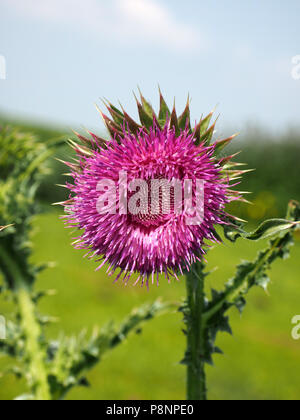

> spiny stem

[
  {"left": 17, "top": 288, "right": 51, "bottom": 401},
  {"left": 186, "top": 263, "right": 207, "bottom": 401},
  {"left": 0, "top": 244, "right": 50, "bottom": 400}
]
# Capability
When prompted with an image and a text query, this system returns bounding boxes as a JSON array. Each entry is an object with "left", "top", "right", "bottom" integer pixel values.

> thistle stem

[
  {"left": 186, "top": 263, "right": 207, "bottom": 401},
  {"left": 0, "top": 244, "right": 51, "bottom": 401},
  {"left": 17, "top": 288, "right": 51, "bottom": 400}
]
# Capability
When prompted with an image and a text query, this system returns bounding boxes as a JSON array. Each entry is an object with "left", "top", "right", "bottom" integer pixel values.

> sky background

[{"left": 0, "top": 0, "right": 300, "bottom": 135}]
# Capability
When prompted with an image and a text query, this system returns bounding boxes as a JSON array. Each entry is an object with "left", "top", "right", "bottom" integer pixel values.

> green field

[{"left": 1, "top": 210, "right": 300, "bottom": 400}]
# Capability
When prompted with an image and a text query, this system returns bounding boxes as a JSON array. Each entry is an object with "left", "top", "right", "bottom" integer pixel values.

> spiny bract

[{"left": 61, "top": 90, "right": 247, "bottom": 287}]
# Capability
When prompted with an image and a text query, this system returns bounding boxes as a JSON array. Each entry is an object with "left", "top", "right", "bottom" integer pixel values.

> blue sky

[{"left": 0, "top": 0, "right": 300, "bottom": 134}]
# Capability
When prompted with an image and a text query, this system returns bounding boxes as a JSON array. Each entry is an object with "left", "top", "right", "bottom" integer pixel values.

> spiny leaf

[
  {"left": 47, "top": 300, "right": 174, "bottom": 400},
  {"left": 287, "top": 199, "right": 300, "bottom": 221},
  {"left": 200, "top": 201, "right": 299, "bottom": 366},
  {"left": 226, "top": 218, "right": 299, "bottom": 242}
]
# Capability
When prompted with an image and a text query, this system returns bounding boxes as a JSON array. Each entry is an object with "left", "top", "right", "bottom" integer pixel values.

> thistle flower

[{"left": 61, "top": 90, "right": 246, "bottom": 286}]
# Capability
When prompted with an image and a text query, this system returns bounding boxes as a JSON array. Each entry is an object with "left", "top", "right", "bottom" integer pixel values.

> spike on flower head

[{"left": 62, "top": 89, "right": 246, "bottom": 287}]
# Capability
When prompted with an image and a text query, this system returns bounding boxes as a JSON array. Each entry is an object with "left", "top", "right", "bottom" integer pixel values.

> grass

[{"left": 1, "top": 210, "right": 300, "bottom": 400}]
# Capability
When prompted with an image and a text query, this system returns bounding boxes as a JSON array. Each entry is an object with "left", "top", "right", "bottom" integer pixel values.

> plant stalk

[
  {"left": 17, "top": 288, "right": 51, "bottom": 400},
  {"left": 0, "top": 244, "right": 51, "bottom": 400},
  {"left": 186, "top": 263, "right": 207, "bottom": 401}
]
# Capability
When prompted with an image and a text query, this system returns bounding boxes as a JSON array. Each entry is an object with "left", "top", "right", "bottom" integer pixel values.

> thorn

[
  {"left": 137, "top": 85, "right": 143, "bottom": 101},
  {"left": 55, "top": 157, "right": 67, "bottom": 165},
  {"left": 100, "top": 97, "right": 109, "bottom": 108},
  {"left": 95, "top": 103, "right": 106, "bottom": 122},
  {"left": 215, "top": 133, "right": 239, "bottom": 149},
  {"left": 211, "top": 103, "right": 219, "bottom": 114},
  {"left": 239, "top": 168, "right": 256, "bottom": 174},
  {"left": 228, "top": 132, "right": 240, "bottom": 140},
  {"left": 102, "top": 97, "right": 111, "bottom": 106},
  {"left": 133, "top": 90, "right": 141, "bottom": 106},
  {"left": 71, "top": 129, "right": 90, "bottom": 145},
  {"left": 228, "top": 190, "right": 252, "bottom": 195},
  {"left": 52, "top": 201, "right": 64, "bottom": 206},
  {"left": 0, "top": 224, "right": 14, "bottom": 232},
  {"left": 229, "top": 215, "right": 248, "bottom": 223},
  {"left": 239, "top": 197, "right": 253, "bottom": 205},
  {"left": 186, "top": 93, "right": 190, "bottom": 107}
]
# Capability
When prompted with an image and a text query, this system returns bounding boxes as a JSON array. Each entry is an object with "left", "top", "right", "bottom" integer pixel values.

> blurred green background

[{"left": 0, "top": 118, "right": 299, "bottom": 400}]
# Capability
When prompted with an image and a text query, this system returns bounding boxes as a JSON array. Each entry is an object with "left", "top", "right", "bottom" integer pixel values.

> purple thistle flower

[{"left": 61, "top": 91, "right": 245, "bottom": 286}]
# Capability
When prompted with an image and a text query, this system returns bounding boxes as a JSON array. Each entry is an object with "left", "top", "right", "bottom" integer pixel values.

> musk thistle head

[{"left": 61, "top": 90, "right": 246, "bottom": 286}]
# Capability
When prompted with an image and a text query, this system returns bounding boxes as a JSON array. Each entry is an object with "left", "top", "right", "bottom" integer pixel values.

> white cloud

[
  {"left": 3, "top": 0, "right": 201, "bottom": 52},
  {"left": 117, "top": 0, "right": 200, "bottom": 50}
]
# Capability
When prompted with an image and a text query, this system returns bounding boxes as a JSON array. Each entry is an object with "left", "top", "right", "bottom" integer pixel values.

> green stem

[
  {"left": 17, "top": 289, "right": 51, "bottom": 400},
  {"left": 186, "top": 263, "right": 207, "bottom": 401},
  {"left": 0, "top": 244, "right": 51, "bottom": 401}
]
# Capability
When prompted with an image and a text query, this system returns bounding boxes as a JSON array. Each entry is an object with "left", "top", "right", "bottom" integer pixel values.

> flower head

[{"left": 61, "top": 90, "right": 245, "bottom": 286}]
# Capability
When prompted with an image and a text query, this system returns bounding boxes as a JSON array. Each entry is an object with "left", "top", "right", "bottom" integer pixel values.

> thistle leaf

[
  {"left": 200, "top": 200, "right": 300, "bottom": 366},
  {"left": 225, "top": 218, "right": 299, "bottom": 242},
  {"left": 47, "top": 300, "right": 174, "bottom": 400}
]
